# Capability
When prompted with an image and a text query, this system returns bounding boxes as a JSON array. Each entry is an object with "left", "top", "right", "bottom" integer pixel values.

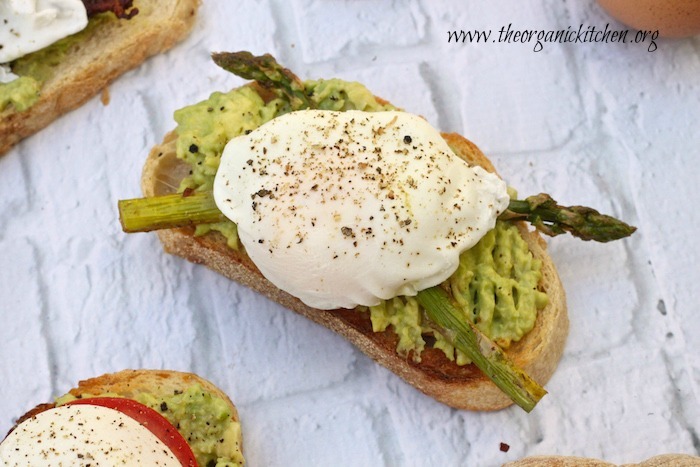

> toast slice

[
  {"left": 9, "top": 369, "right": 244, "bottom": 464},
  {"left": 140, "top": 92, "right": 569, "bottom": 410},
  {"left": 0, "top": 0, "right": 200, "bottom": 155}
]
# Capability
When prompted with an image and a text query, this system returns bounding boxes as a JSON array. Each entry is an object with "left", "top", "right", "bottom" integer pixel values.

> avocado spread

[
  {"left": 369, "top": 221, "right": 548, "bottom": 364},
  {"left": 0, "top": 13, "right": 115, "bottom": 113},
  {"left": 56, "top": 384, "right": 245, "bottom": 467},
  {"left": 0, "top": 77, "right": 40, "bottom": 113},
  {"left": 137, "top": 385, "right": 244, "bottom": 467},
  {"left": 173, "top": 79, "right": 547, "bottom": 359}
]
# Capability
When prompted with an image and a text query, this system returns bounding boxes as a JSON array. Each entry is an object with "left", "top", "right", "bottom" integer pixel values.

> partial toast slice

[
  {"left": 504, "top": 454, "right": 700, "bottom": 466},
  {"left": 9, "top": 369, "right": 243, "bottom": 463},
  {"left": 0, "top": 0, "right": 200, "bottom": 155}
]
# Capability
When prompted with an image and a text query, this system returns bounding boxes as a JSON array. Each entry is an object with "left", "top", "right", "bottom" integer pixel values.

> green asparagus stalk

[
  {"left": 416, "top": 286, "right": 546, "bottom": 412},
  {"left": 118, "top": 190, "right": 225, "bottom": 233},
  {"left": 211, "top": 51, "right": 312, "bottom": 110},
  {"left": 502, "top": 193, "right": 636, "bottom": 242},
  {"left": 119, "top": 190, "right": 636, "bottom": 244}
]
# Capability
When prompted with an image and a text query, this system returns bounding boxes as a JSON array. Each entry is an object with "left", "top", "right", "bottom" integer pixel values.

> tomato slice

[{"left": 67, "top": 397, "right": 198, "bottom": 467}]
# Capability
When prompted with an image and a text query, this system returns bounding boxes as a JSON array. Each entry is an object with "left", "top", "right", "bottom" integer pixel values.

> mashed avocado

[
  {"left": 0, "top": 13, "right": 115, "bottom": 113},
  {"left": 369, "top": 221, "right": 548, "bottom": 364},
  {"left": 137, "top": 385, "right": 244, "bottom": 467},
  {"left": 174, "top": 78, "right": 547, "bottom": 355},
  {"left": 56, "top": 384, "right": 244, "bottom": 467},
  {"left": 0, "top": 77, "right": 40, "bottom": 112}
]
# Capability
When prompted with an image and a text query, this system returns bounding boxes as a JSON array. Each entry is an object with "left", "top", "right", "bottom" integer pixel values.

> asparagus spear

[
  {"left": 211, "top": 51, "right": 312, "bottom": 110},
  {"left": 503, "top": 193, "right": 636, "bottom": 242},
  {"left": 118, "top": 190, "right": 636, "bottom": 242},
  {"left": 118, "top": 190, "right": 225, "bottom": 233},
  {"left": 416, "top": 286, "right": 546, "bottom": 412}
]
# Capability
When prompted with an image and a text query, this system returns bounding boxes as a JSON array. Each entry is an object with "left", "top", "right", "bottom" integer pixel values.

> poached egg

[
  {"left": 213, "top": 110, "right": 509, "bottom": 310},
  {"left": 0, "top": 0, "right": 88, "bottom": 65}
]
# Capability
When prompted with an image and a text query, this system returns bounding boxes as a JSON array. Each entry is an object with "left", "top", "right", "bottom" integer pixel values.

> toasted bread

[
  {"left": 8, "top": 369, "right": 243, "bottom": 463},
  {"left": 0, "top": 0, "right": 200, "bottom": 155},
  {"left": 140, "top": 86, "right": 569, "bottom": 411},
  {"left": 504, "top": 454, "right": 700, "bottom": 466}
]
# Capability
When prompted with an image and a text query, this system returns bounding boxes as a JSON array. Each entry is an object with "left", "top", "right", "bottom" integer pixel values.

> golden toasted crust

[
  {"left": 0, "top": 0, "right": 200, "bottom": 155},
  {"left": 141, "top": 95, "right": 569, "bottom": 411},
  {"left": 504, "top": 454, "right": 700, "bottom": 466},
  {"left": 66, "top": 369, "right": 238, "bottom": 424}
]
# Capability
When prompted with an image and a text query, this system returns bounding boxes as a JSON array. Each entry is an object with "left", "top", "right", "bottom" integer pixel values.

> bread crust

[
  {"left": 141, "top": 98, "right": 569, "bottom": 411},
  {"left": 504, "top": 454, "right": 700, "bottom": 466},
  {"left": 65, "top": 369, "right": 238, "bottom": 424},
  {"left": 0, "top": 0, "right": 200, "bottom": 155}
]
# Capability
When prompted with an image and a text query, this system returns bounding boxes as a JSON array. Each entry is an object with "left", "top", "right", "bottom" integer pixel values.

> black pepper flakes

[
  {"left": 188, "top": 144, "right": 199, "bottom": 153},
  {"left": 403, "top": 135, "right": 412, "bottom": 144},
  {"left": 252, "top": 188, "right": 274, "bottom": 199}
]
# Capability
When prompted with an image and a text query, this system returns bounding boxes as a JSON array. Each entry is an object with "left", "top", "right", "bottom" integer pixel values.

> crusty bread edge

[
  {"left": 503, "top": 453, "right": 700, "bottom": 466},
  {"left": 140, "top": 119, "right": 569, "bottom": 412},
  {"left": 66, "top": 369, "right": 239, "bottom": 428},
  {"left": 0, "top": 0, "right": 200, "bottom": 155}
]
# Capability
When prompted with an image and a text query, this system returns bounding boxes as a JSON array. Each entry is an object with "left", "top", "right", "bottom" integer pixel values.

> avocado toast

[{"left": 120, "top": 52, "right": 634, "bottom": 411}]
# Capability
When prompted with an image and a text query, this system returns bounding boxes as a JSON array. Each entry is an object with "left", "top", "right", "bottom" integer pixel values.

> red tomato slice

[{"left": 67, "top": 397, "right": 198, "bottom": 467}]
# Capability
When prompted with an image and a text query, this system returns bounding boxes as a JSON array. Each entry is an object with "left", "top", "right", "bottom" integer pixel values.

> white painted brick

[
  {"left": 0, "top": 240, "right": 52, "bottom": 423},
  {"left": 243, "top": 390, "right": 384, "bottom": 466},
  {"left": 1, "top": 1, "right": 699, "bottom": 465},
  {"left": 292, "top": 0, "right": 427, "bottom": 63}
]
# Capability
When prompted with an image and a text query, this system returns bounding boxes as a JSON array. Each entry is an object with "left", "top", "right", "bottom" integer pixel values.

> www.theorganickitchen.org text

[{"left": 448, "top": 24, "right": 659, "bottom": 52}]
